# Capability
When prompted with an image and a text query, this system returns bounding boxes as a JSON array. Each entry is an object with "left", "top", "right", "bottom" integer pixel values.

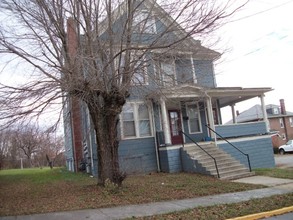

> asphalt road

[{"left": 274, "top": 154, "right": 293, "bottom": 168}]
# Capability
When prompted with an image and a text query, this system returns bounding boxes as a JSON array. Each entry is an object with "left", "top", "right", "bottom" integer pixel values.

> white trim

[
  {"left": 161, "top": 58, "right": 177, "bottom": 86},
  {"left": 120, "top": 101, "right": 153, "bottom": 140},
  {"left": 185, "top": 102, "right": 202, "bottom": 134},
  {"left": 190, "top": 56, "right": 197, "bottom": 84}
]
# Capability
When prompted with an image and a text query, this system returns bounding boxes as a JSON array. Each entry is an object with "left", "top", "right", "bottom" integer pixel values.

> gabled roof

[{"left": 99, "top": 0, "right": 220, "bottom": 60}]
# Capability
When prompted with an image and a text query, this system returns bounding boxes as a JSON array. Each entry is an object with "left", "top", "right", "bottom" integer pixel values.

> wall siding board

[
  {"left": 193, "top": 60, "right": 215, "bottom": 88},
  {"left": 159, "top": 148, "right": 182, "bottom": 173},
  {"left": 215, "top": 122, "right": 267, "bottom": 138},
  {"left": 218, "top": 136, "right": 275, "bottom": 169},
  {"left": 119, "top": 137, "right": 158, "bottom": 174}
]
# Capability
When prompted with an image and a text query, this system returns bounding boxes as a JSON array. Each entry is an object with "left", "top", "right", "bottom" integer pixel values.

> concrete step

[{"left": 183, "top": 142, "right": 253, "bottom": 180}]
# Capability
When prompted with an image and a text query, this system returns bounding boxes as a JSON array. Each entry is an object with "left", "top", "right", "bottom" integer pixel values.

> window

[
  {"left": 186, "top": 103, "right": 201, "bottom": 133},
  {"left": 279, "top": 118, "right": 284, "bottom": 128},
  {"left": 133, "top": 11, "right": 156, "bottom": 34},
  {"left": 160, "top": 60, "right": 176, "bottom": 86},
  {"left": 132, "top": 60, "right": 148, "bottom": 85},
  {"left": 121, "top": 102, "right": 152, "bottom": 138},
  {"left": 290, "top": 117, "right": 293, "bottom": 127},
  {"left": 273, "top": 107, "right": 279, "bottom": 114}
]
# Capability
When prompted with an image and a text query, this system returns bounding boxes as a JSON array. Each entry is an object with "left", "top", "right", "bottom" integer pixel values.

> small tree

[{"left": 0, "top": 0, "right": 247, "bottom": 185}]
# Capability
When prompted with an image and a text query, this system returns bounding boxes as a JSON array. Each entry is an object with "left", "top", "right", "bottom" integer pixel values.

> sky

[{"left": 214, "top": 0, "right": 293, "bottom": 123}]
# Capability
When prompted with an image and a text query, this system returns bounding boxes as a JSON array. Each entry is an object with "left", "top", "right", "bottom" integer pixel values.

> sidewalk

[{"left": 1, "top": 176, "right": 293, "bottom": 220}]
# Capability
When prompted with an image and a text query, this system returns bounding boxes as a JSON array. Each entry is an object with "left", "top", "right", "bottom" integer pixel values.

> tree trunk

[{"left": 87, "top": 92, "right": 126, "bottom": 186}]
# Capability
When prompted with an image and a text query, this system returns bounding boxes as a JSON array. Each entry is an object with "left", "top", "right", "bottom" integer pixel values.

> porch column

[
  {"left": 160, "top": 98, "right": 171, "bottom": 145},
  {"left": 260, "top": 94, "right": 270, "bottom": 133},
  {"left": 231, "top": 104, "right": 237, "bottom": 124},
  {"left": 206, "top": 95, "right": 216, "bottom": 139}
]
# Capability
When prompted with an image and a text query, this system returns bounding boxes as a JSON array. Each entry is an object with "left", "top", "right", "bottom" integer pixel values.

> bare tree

[{"left": 0, "top": 0, "right": 247, "bottom": 185}]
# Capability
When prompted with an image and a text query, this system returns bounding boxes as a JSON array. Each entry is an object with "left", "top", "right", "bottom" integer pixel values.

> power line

[{"left": 230, "top": 0, "right": 293, "bottom": 22}]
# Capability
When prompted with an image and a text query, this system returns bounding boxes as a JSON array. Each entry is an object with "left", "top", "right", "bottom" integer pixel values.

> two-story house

[
  {"left": 227, "top": 99, "right": 293, "bottom": 152},
  {"left": 64, "top": 0, "right": 275, "bottom": 180}
]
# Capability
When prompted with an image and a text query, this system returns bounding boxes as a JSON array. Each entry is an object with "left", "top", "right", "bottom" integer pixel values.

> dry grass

[
  {"left": 0, "top": 167, "right": 264, "bottom": 216},
  {"left": 133, "top": 193, "right": 293, "bottom": 220}
]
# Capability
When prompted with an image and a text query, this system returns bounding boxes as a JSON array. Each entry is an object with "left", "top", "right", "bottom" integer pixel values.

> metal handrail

[
  {"left": 180, "top": 130, "right": 220, "bottom": 178},
  {"left": 205, "top": 124, "right": 252, "bottom": 172}
]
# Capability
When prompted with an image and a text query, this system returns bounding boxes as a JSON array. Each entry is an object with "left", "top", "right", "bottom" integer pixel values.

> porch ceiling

[{"left": 207, "top": 87, "right": 273, "bottom": 108}]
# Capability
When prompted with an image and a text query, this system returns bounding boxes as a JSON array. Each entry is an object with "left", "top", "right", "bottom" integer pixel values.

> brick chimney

[
  {"left": 280, "top": 99, "right": 286, "bottom": 115},
  {"left": 67, "top": 18, "right": 83, "bottom": 172}
]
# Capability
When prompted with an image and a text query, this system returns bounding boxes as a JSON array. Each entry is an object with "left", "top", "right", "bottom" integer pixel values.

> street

[{"left": 274, "top": 154, "right": 293, "bottom": 168}]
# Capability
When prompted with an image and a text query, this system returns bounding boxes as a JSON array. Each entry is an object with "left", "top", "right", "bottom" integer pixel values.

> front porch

[{"left": 150, "top": 85, "right": 275, "bottom": 178}]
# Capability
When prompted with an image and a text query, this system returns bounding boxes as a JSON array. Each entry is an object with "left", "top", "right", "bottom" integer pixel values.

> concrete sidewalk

[{"left": 1, "top": 176, "right": 293, "bottom": 220}]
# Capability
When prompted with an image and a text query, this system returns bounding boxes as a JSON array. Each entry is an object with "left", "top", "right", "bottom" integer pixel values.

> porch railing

[
  {"left": 205, "top": 124, "right": 252, "bottom": 172},
  {"left": 180, "top": 130, "right": 220, "bottom": 178}
]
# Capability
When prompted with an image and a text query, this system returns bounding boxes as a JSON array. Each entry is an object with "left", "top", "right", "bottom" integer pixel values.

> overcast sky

[{"left": 214, "top": 0, "right": 293, "bottom": 123}]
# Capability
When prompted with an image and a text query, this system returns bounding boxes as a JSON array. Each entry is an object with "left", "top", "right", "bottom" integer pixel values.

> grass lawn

[
  {"left": 254, "top": 167, "right": 293, "bottom": 179},
  {"left": 0, "top": 167, "right": 264, "bottom": 216},
  {"left": 131, "top": 193, "right": 293, "bottom": 220}
]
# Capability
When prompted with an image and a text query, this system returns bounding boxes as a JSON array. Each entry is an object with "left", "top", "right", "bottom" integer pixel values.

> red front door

[{"left": 168, "top": 110, "right": 183, "bottom": 145}]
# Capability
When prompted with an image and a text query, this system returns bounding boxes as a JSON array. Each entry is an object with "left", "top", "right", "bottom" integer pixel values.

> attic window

[
  {"left": 133, "top": 10, "right": 156, "bottom": 34},
  {"left": 273, "top": 107, "right": 279, "bottom": 114}
]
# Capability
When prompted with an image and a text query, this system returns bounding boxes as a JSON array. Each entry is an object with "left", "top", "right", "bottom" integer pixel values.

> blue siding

[
  {"left": 193, "top": 60, "right": 215, "bottom": 88},
  {"left": 215, "top": 122, "right": 267, "bottom": 139},
  {"left": 218, "top": 136, "right": 275, "bottom": 169},
  {"left": 159, "top": 147, "right": 182, "bottom": 173},
  {"left": 119, "top": 137, "right": 158, "bottom": 174}
]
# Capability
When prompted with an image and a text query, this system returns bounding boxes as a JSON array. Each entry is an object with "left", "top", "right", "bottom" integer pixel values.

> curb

[{"left": 227, "top": 206, "right": 293, "bottom": 220}]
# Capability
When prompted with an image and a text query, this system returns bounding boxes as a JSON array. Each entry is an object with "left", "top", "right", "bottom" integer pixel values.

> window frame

[
  {"left": 186, "top": 102, "right": 202, "bottom": 134},
  {"left": 120, "top": 102, "right": 153, "bottom": 139},
  {"left": 131, "top": 58, "right": 149, "bottom": 85},
  {"left": 160, "top": 58, "right": 177, "bottom": 86}
]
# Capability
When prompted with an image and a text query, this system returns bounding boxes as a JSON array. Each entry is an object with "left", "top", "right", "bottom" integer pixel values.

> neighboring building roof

[{"left": 226, "top": 103, "right": 293, "bottom": 124}]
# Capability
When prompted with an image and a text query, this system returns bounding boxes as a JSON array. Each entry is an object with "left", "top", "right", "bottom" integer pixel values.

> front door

[{"left": 168, "top": 110, "right": 183, "bottom": 145}]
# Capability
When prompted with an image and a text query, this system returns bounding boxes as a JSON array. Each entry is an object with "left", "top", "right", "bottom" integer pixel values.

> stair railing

[
  {"left": 205, "top": 124, "right": 252, "bottom": 172},
  {"left": 180, "top": 130, "right": 220, "bottom": 178}
]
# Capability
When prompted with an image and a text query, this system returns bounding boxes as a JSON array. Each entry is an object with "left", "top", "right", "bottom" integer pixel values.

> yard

[
  {"left": 1, "top": 167, "right": 293, "bottom": 218},
  {"left": 0, "top": 167, "right": 263, "bottom": 216}
]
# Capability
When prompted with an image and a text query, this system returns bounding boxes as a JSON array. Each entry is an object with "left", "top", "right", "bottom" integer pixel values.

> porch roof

[{"left": 148, "top": 85, "right": 273, "bottom": 108}]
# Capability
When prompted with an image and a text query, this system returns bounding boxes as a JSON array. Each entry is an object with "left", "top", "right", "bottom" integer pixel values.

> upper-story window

[
  {"left": 273, "top": 107, "right": 279, "bottom": 114},
  {"left": 132, "top": 59, "right": 148, "bottom": 85},
  {"left": 159, "top": 59, "right": 176, "bottom": 86},
  {"left": 114, "top": 52, "right": 148, "bottom": 85},
  {"left": 133, "top": 10, "right": 156, "bottom": 34},
  {"left": 121, "top": 102, "right": 152, "bottom": 139},
  {"left": 279, "top": 118, "right": 284, "bottom": 128}
]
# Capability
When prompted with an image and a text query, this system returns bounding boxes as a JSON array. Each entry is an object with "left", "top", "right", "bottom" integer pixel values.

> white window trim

[
  {"left": 186, "top": 102, "right": 202, "bottom": 134},
  {"left": 161, "top": 58, "right": 177, "bottom": 86},
  {"left": 190, "top": 56, "right": 197, "bottom": 84},
  {"left": 130, "top": 54, "right": 149, "bottom": 86},
  {"left": 120, "top": 102, "right": 153, "bottom": 139}
]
